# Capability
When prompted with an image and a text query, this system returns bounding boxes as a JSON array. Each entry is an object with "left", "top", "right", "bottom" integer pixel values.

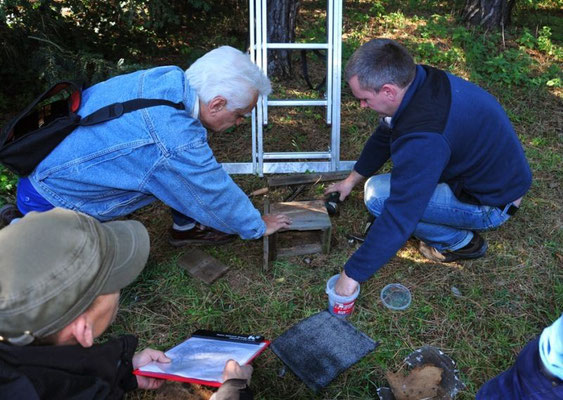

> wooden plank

[
  {"left": 177, "top": 249, "right": 230, "bottom": 284},
  {"left": 267, "top": 171, "right": 351, "bottom": 187},
  {"left": 321, "top": 226, "right": 331, "bottom": 254},
  {"left": 277, "top": 243, "right": 323, "bottom": 257},
  {"left": 263, "top": 199, "right": 273, "bottom": 271},
  {"left": 270, "top": 200, "right": 331, "bottom": 231},
  {"left": 249, "top": 187, "right": 269, "bottom": 197}
]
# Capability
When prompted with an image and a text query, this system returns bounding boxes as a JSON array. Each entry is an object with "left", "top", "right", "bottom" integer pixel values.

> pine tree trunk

[
  {"left": 462, "top": 0, "right": 516, "bottom": 29},
  {"left": 267, "top": 0, "right": 300, "bottom": 78}
]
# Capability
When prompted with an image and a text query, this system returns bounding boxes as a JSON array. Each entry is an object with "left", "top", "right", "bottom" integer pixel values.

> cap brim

[{"left": 99, "top": 220, "right": 150, "bottom": 294}]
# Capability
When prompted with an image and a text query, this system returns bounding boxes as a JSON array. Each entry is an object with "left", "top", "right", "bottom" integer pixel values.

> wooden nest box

[{"left": 263, "top": 199, "right": 332, "bottom": 270}]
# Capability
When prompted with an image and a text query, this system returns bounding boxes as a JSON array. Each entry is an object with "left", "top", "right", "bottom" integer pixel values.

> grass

[{"left": 1, "top": 0, "right": 562, "bottom": 399}]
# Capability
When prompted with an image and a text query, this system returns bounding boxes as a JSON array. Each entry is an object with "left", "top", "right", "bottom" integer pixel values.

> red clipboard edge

[{"left": 133, "top": 339, "right": 271, "bottom": 388}]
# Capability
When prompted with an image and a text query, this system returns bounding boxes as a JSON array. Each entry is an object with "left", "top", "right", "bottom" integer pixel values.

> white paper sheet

[{"left": 138, "top": 337, "right": 268, "bottom": 383}]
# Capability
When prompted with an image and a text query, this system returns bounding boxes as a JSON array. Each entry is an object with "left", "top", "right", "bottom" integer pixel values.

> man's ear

[
  {"left": 69, "top": 315, "right": 94, "bottom": 348},
  {"left": 207, "top": 96, "right": 227, "bottom": 114},
  {"left": 381, "top": 84, "right": 398, "bottom": 101}
]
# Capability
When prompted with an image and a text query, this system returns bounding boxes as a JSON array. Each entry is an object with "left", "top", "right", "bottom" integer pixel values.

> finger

[
  {"left": 145, "top": 349, "right": 162, "bottom": 360},
  {"left": 156, "top": 353, "right": 171, "bottom": 363},
  {"left": 151, "top": 379, "right": 165, "bottom": 389},
  {"left": 224, "top": 359, "right": 238, "bottom": 370}
]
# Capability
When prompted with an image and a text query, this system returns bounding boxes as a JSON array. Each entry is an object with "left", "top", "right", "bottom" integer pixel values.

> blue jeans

[
  {"left": 476, "top": 337, "right": 563, "bottom": 399},
  {"left": 364, "top": 174, "right": 513, "bottom": 251}
]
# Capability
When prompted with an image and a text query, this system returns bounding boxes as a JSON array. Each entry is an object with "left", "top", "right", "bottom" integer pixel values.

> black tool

[
  {"left": 325, "top": 191, "right": 341, "bottom": 216},
  {"left": 345, "top": 215, "right": 376, "bottom": 245}
]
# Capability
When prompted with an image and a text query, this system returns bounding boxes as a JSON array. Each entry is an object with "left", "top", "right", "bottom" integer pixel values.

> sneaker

[
  {"left": 0, "top": 204, "right": 23, "bottom": 229},
  {"left": 169, "top": 223, "right": 237, "bottom": 247},
  {"left": 418, "top": 232, "right": 488, "bottom": 262}
]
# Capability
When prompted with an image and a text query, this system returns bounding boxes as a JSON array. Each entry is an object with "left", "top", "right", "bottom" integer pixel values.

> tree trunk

[
  {"left": 267, "top": 0, "right": 300, "bottom": 78},
  {"left": 462, "top": 0, "right": 516, "bottom": 29}
]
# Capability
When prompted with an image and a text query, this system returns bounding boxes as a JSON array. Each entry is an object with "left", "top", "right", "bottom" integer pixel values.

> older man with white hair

[{"left": 3, "top": 46, "right": 290, "bottom": 244}]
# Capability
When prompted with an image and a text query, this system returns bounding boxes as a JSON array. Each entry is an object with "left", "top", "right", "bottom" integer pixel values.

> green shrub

[{"left": 0, "top": 166, "right": 17, "bottom": 203}]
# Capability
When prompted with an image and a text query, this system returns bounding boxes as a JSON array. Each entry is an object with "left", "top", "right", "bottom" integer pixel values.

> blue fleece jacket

[{"left": 344, "top": 65, "right": 532, "bottom": 282}]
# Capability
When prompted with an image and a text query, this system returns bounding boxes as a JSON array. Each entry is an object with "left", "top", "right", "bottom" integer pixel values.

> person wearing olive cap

[{"left": 0, "top": 208, "right": 254, "bottom": 399}]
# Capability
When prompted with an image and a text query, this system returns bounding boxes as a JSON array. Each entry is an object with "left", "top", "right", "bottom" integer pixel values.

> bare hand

[
  {"left": 325, "top": 180, "right": 354, "bottom": 201},
  {"left": 325, "top": 171, "right": 366, "bottom": 201},
  {"left": 334, "top": 270, "right": 359, "bottom": 297},
  {"left": 133, "top": 348, "right": 171, "bottom": 390},
  {"left": 262, "top": 213, "right": 291, "bottom": 236},
  {"left": 222, "top": 359, "right": 253, "bottom": 384}
]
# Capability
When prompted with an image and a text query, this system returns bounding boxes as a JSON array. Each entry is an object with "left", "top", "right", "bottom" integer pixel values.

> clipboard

[{"left": 134, "top": 329, "right": 269, "bottom": 387}]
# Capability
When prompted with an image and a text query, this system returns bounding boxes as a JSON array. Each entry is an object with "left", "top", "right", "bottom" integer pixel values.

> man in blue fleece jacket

[{"left": 326, "top": 38, "right": 531, "bottom": 296}]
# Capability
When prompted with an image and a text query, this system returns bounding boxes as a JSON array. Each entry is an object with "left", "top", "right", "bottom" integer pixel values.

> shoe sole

[
  {"left": 168, "top": 236, "right": 236, "bottom": 247},
  {"left": 442, "top": 240, "right": 489, "bottom": 262},
  {"left": 419, "top": 240, "right": 488, "bottom": 263},
  {"left": 0, "top": 204, "right": 22, "bottom": 229}
]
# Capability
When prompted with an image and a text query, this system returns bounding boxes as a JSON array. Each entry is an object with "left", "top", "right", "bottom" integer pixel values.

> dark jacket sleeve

[
  {"left": 0, "top": 335, "right": 138, "bottom": 400},
  {"left": 353, "top": 121, "right": 392, "bottom": 177},
  {"left": 211, "top": 379, "right": 253, "bottom": 400},
  {"left": 0, "top": 358, "right": 40, "bottom": 400},
  {"left": 345, "top": 132, "right": 451, "bottom": 282}
]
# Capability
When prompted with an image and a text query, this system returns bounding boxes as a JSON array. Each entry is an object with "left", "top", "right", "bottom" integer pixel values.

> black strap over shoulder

[
  {"left": 80, "top": 98, "right": 185, "bottom": 126},
  {"left": 0, "top": 83, "right": 186, "bottom": 176}
]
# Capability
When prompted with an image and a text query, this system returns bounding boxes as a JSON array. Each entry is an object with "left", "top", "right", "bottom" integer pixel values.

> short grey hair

[
  {"left": 344, "top": 38, "right": 416, "bottom": 92},
  {"left": 185, "top": 46, "right": 272, "bottom": 111}
]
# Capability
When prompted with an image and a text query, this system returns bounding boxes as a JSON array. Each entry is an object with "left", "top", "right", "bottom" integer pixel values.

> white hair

[{"left": 185, "top": 46, "right": 272, "bottom": 111}]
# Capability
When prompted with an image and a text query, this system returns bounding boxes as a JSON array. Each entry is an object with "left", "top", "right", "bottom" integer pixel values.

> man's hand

[
  {"left": 335, "top": 270, "right": 359, "bottom": 297},
  {"left": 262, "top": 213, "right": 291, "bottom": 236},
  {"left": 221, "top": 359, "right": 253, "bottom": 384},
  {"left": 133, "top": 348, "right": 171, "bottom": 390},
  {"left": 325, "top": 170, "right": 366, "bottom": 201}
]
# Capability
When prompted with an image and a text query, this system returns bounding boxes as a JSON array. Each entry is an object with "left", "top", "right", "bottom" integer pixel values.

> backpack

[{"left": 0, "top": 81, "right": 185, "bottom": 176}]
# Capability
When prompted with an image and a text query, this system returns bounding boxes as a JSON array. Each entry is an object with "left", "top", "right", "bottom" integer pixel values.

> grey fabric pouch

[{"left": 271, "top": 310, "right": 378, "bottom": 392}]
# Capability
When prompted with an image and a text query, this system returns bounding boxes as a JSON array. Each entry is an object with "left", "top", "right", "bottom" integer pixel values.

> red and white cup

[{"left": 325, "top": 274, "right": 360, "bottom": 318}]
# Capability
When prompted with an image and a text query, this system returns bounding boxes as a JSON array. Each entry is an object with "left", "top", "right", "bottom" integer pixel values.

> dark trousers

[{"left": 477, "top": 337, "right": 563, "bottom": 399}]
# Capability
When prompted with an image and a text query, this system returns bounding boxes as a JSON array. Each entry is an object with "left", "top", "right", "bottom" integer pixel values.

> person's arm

[
  {"left": 147, "top": 135, "right": 288, "bottom": 239},
  {"left": 325, "top": 170, "right": 366, "bottom": 201},
  {"left": 342, "top": 132, "right": 451, "bottom": 286},
  {"left": 326, "top": 121, "right": 392, "bottom": 201}
]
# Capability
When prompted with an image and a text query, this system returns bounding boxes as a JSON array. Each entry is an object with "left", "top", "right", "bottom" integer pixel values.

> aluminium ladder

[{"left": 222, "top": 0, "right": 354, "bottom": 176}]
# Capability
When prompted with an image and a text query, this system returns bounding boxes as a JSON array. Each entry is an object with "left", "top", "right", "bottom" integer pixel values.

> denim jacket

[{"left": 29, "top": 66, "right": 266, "bottom": 239}]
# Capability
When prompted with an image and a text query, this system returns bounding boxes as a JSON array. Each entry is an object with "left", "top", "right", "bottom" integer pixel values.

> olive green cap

[{"left": 0, "top": 208, "right": 149, "bottom": 345}]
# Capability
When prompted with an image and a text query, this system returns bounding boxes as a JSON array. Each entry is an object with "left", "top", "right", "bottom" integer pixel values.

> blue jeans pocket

[{"left": 484, "top": 206, "right": 511, "bottom": 229}]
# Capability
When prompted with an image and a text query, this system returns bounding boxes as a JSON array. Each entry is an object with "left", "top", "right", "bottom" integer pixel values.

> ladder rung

[
  {"left": 268, "top": 100, "right": 327, "bottom": 107},
  {"left": 266, "top": 43, "right": 329, "bottom": 50},
  {"left": 263, "top": 152, "right": 331, "bottom": 160}
]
